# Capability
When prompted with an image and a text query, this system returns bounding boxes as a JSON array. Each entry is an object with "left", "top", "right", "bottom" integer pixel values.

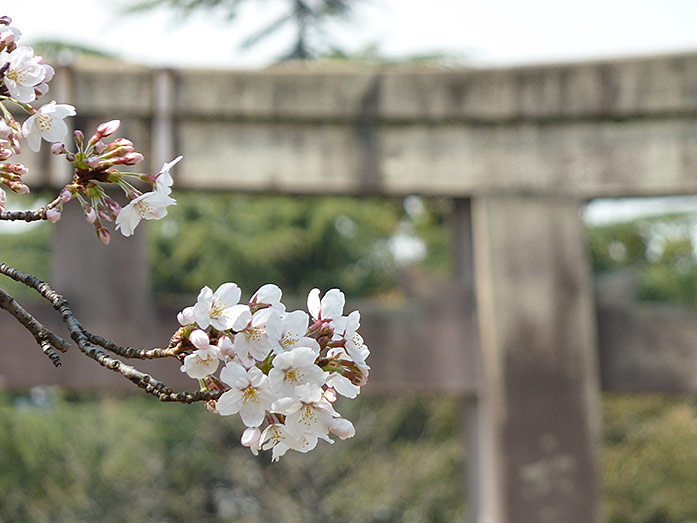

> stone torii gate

[{"left": 16, "top": 54, "right": 697, "bottom": 522}]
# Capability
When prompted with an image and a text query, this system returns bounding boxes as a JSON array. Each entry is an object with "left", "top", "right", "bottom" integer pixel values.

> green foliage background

[{"left": 0, "top": 393, "right": 465, "bottom": 522}]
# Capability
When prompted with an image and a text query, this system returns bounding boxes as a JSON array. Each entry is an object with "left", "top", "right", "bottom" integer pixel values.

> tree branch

[
  {"left": 0, "top": 261, "right": 220, "bottom": 402},
  {"left": 0, "top": 288, "right": 69, "bottom": 367},
  {"left": 0, "top": 208, "right": 48, "bottom": 222}
]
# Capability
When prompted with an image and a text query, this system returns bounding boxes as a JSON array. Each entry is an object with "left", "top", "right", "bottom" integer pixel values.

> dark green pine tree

[{"left": 120, "top": 0, "right": 361, "bottom": 60}]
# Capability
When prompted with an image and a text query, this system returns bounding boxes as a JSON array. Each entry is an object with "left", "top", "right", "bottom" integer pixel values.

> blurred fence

[{"left": 5, "top": 54, "right": 697, "bottom": 522}]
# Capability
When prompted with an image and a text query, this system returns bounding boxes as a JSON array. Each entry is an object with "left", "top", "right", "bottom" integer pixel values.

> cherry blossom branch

[
  {"left": 81, "top": 330, "right": 182, "bottom": 360},
  {"left": 0, "top": 260, "right": 221, "bottom": 402},
  {"left": 0, "top": 207, "right": 48, "bottom": 221}
]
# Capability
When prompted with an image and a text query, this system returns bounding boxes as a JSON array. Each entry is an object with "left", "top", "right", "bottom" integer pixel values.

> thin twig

[
  {"left": 0, "top": 261, "right": 216, "bottom": 402},
  {"left": 0, "top": 288, "right": 69, "bottom": 367},
  {"left": 81, "top": 331, "right": 181, "bottom": 360}
]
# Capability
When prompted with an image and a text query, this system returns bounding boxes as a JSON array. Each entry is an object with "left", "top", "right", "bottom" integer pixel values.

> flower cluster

[
  {"left": 0, "top": 16, "right": 179, "bottom": 243},
  {"left": 174, "top": 284, "right": 370, "bottom": 461},
  {"left": 49, "top": 120, "right": 180, "bottom": 243}
]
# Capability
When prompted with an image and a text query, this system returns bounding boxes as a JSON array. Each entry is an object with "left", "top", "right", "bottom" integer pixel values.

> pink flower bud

[
  {"left": 66, "top": 153, "right": 76, "bottom": 162},
  {"left": 104, "top": 196, "right": 121, "bottom": 216},
  {"left": 99, "top": 209, "right": 112, "bottom": 222},
  {"left": 120, "top": 152, "right": 144, "bottom": 166},
  {"left": 177, "top": 306, "right": 195, "bottom": 326},
  {"left": 84, "top": 206, "right": 97, "bottom": 224},
  {"left": 46, "top": 207, "right": 62, "bottom": 223},
  {"left": 0, "top": 16, "right": 12, "bottom": 25},
  {"left": 323, "top": 387, "right": 337, "bottom": 403},
  {"left": 93, "top": 140, "right": 106, "bottom": 155},
  {"left": 0, "top": 149, "right": 12, "bottom": 161},
  {"left": 106, "top": 138, "right": 133, "bottom": 149},
  {"left": 73, "top": 130, "right": 84, "bottom": 145},
  {"left": 205, "top": 400, "right": 219, "bottom": 414},
  {"left": 4, "top": 163, "right": 27, "bottom": 175},
  {"left": 329, "top": 418, "right": 355, "bottom": 440},
  {"left": 0, "top": 31, "right": 15, "bottom": 45},
  {"left": 86, "top": 157, "right": 100, "bottom": 169},
  {"left": 241, "top": 427, "right": 261, "bottom": 448},
  {"left": 97, "top": 120, "right": 120, "bottom": 138},
  {"left": 97, "top": 227, "right": 110, "bottom": 245},
  {"left": 0, "top": 120, "right": 11, "bottom": 140},
  {"left": 10, "top": 182, "right": 29, "bottom": 194},
  {"left": 59, "top": 188, "right": 73, "bottom": 203},
  {"left": 218, "top": 336, "right": 235, "bottom": 358},
  {"left": 189, "top": 329, "right": 210, "bottom": 350},
  {"left": 51, "top": 142, "right": 66, "bottom": 155}
]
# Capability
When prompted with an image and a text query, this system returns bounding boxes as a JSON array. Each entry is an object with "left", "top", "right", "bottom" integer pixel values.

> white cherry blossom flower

[
  {"left": 256, "top": 423, "right": 305, "bottom": 461},
  {"left": 180, "top": 329, "right": 221, "bottom": 378},
  {"left": 0, "top": 46, "right": 46, "bottom": 102},
  {"left": 272, "top": 383, "right": 337, "bottom": 439},
  {"left": 267, "top": 309, "right": 316, "bottom": 354},
  {"left": 334, "top": 310, "right": 370, "bottom": 366},
  {"left": 269, "top": 345, "right": 325, "bottom": 398},
  {"left": 233, "top": 307, "right": 280, "bottom": 362},
  {"left": 326, "top": 371, "right": 361, "bottom": 399},
  {"left": 251, "top": 283, "right": 285, "bottom": 311},
  {"left": 192, "top": 283, "right": 251, "bottom": 331},
  {"left": 0, "top": 25, "right": 21, "bottom": 45},
  {"left": 217, "top": 362, "right": 275, "bottom": 427},
  {"left": 307, "top": 288, "right": 345, "bottom": 323},
  {"left": 114, "top": 187, "right": 176, "bottom": 237},
  {"left": 180, "top": 341, "right": 221, "bottom": 379},
  {"left": 22, "top": 101, "right": 76, "bottom": 152}
]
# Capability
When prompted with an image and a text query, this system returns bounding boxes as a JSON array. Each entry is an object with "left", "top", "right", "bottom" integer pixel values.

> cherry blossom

[
  {"left": 217, "top": 362, "right": 275, "bottom": 427},
  {"left": 233, "top": 307, "right": 280, "bottom": 361},
  {"left": 307, "top": 287, "right": 345, "bottom": 322},
  {"left": 192, "top": 283, "right": 250, "bottom": 331},
  {"left": 334, "top": 310, "right": 370, "bottom": 366},
  {"left": 273, "top": 383, "right": 338, "bottom": 440},
  {"left": 21, "top": 101, "right": 76, "bottom": 152},
  {"left": 267, "top": 309, "right": 316, "bottom": 354},
  {"left": 114, "top": 186, "right": 176, "bottom": 237},
  {"left": 269, "top": 345, "right": 326, "bottom": 398},
  {"left": 256, "top": 423, "right": 304, "bottom": 461},
  {"left": 250, "top": 283, "right": 285, "bottom": 311},
  {"left": 0, "top": 46, "right": 46, "bottom": 102}
]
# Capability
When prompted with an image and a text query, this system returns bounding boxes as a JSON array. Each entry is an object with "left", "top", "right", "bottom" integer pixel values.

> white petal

[
  {"left": 219, "top": 361, "right": 250, "bottom": 389},
  {"left": 216, "top": 389, "right": 242, "bottom": 416},
  {"left": 307, "top": 288, "right": 321, "bottom": 319},
  {"left": 214, "top": 282, "right": 241, "bottom": 307},
  {"left": 320, "top": 289, "right": 345, "bottom": 319}
]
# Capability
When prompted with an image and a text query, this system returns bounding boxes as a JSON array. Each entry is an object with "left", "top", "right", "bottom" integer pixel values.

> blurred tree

[
  {"left": 586, "top": 211, "right": 697, "bottom": 305},
  {"left": 120, "top": 0, "right": 363, "bottom": 60},
  {"left": 149, "top": 193, "right": 453, "bottom": 300}
]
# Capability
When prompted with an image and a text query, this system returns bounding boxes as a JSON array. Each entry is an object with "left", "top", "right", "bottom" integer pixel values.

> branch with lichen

[
  {"left": 0, "top": 261, "right": 223, "bottom": 403},
  {"left": 0, "top": 208, "right": 48, "bottom": 221}
]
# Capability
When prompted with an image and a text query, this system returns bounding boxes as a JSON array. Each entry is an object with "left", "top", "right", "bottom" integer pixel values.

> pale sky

[{"left": 6, "top": 0, "right": 697, "bottom": 69}]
